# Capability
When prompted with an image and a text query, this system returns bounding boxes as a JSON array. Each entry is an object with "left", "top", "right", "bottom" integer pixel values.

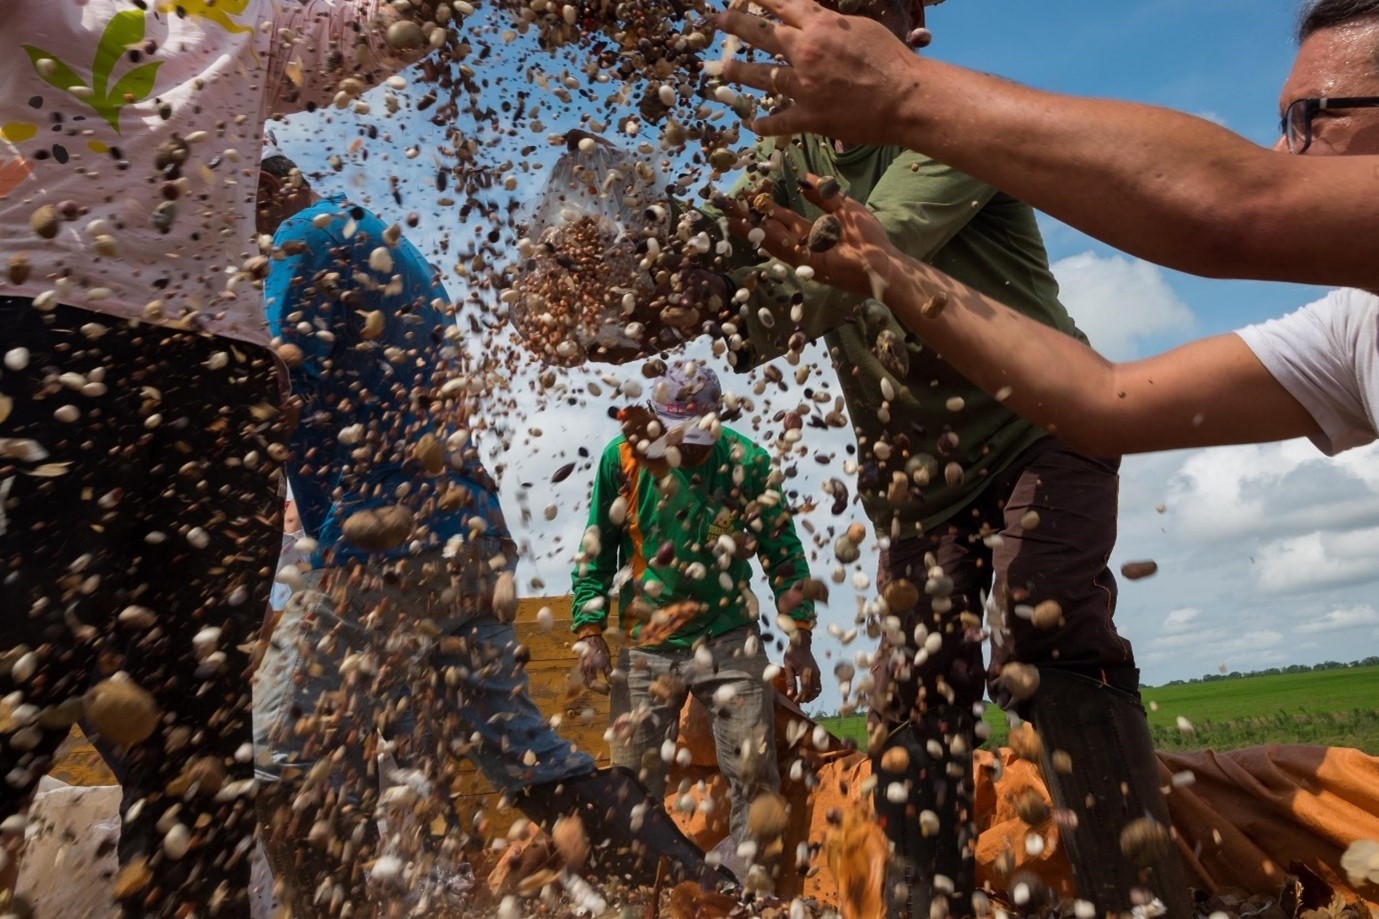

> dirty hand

[
  {"left": 576, "top": 633, "right": 612, "bottom": 688},
  {"left": 717, "top": 0, "right": 929, "bottom": 145},
  {"left": 782, "top": 628, "right": 822, "bottom": 703},
  {"left": 724, "top": 174, "right": 908, "bottom": 302}
]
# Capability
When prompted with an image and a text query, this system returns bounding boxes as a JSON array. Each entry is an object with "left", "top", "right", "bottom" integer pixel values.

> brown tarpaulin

[{"left": 665, "top": 695, "right": 1379, "bottom": 911}]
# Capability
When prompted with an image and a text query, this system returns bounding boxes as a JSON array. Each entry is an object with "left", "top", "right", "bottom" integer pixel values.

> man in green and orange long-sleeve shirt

[{"left": 571, "top": 360, "right": 819, "bottom": 865}]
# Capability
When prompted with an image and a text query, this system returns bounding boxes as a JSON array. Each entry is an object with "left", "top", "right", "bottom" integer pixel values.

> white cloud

[
  {"left": 1143, "top": 612, "right": 1285, "bottom": 662},
  {"left": 1293, "top": 604, "right": 1379, "bottom": 634},
  {"left": 1049, "top": 252, "right": 1197, "bottom": 359},
  {"left": 1255, "top": 528, "right": 1379, "bottom": 593},
  {"left": 1164, "top": 441, "right": 1379, "bottom": 543},
  {"left": 1114, "top": 438, "right": 1379, "bottom": 683},
  {"left": 1161, "top": 607, "right": 1201, "bottom": 633}
]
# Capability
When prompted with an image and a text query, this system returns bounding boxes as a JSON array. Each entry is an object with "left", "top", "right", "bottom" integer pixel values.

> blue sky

[
  {"left": 275, "top": 0, "right": 1379, "bottom": 711},
  {"left": 931, "top": 0, "right": 1327, "bottom": 342}
]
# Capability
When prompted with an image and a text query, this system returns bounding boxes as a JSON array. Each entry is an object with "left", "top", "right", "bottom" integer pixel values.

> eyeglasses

[{"left": 1280, "top": 96, "right": 1379, "bottom": 154}]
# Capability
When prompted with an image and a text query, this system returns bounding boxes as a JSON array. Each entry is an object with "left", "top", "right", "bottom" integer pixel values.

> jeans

[
  {"left": 253, "top": 550, "right": 597, "bottom": 913},
  {"left": 610, "top": 626, "right": 779, "bottom": 843},
  {"left": 254, "top": 551, "right": 596, "bottom": 790}
]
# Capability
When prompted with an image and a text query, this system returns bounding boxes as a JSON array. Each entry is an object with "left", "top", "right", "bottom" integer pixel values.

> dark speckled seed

[{"left": 806, "top": 214, "right": 842, "bottom": 253}]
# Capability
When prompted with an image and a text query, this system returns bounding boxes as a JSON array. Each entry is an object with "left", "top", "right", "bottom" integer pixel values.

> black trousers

[
  {"left": 0, "top": 298, "right": 283, "bottom": 917},
  {"left": 872, "top": 437, "right": 1137, "bottom": 727}
]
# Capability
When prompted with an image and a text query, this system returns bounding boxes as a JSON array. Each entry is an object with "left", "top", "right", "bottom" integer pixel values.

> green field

[{"left": 817, "top": 665, "right": 1379, "bottom": 754}]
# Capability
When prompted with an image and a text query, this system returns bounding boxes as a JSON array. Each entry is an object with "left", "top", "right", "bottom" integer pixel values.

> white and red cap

[{"left": 649, "top": 360, "right": 722, "bottom": 446}]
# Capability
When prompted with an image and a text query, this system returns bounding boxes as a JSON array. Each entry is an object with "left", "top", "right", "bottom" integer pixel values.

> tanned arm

[
  {"left": 726, "top": 179, "right": 1323, "bottom": 457},
  {"left": 717, "top": 0, "right": 1379, "bottom": 290}
]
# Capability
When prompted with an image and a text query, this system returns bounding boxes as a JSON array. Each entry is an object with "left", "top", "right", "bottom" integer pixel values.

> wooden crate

[
  {"left": 54, "top": 597, "right": 611, "bottom": 822},
  {"left": 448, "top": 597, "right": 620, "bottom": 837}
]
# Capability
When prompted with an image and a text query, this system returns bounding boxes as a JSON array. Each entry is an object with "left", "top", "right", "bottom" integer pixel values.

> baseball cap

[{"left": 649, "top": 360, "right": 722, "bottom": 446}]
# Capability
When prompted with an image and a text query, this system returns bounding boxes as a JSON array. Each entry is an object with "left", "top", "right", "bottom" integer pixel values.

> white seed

[
  {"left": 3, "top": 348, "right": 29, "bottom": 371},
  {"left": 370, "top": 855, "right": 403, "bottom": 885},
  {"left": 163, "top": 824, "right": 191, "bottom": 860},
  {"left": 11, "top": 653, "right": 35, "bottom": 684},
  {"left": 368, "top": 247, "right": 393, "bottom": 273},
  {"left": 191, "top": 627, "right": 221, "bottom": 661},
  {"left": 119, "top": 605, "right": 157, "bottom": 628}
]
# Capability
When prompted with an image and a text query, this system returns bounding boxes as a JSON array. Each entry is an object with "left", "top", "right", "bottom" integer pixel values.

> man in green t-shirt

[
  {"left": 673, "top": 2, "right": 1190, "bottom": 915},
  {"left": 571, "top": 360, "right": 819, "bottom": 880}
]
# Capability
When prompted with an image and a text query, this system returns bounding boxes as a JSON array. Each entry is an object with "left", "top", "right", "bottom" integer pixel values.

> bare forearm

[
  {"left": 895, "top": 60, "right": 1379, "bottom": 289},
  {"left": 874, "top": 259, "right": 1124, "bottom": 453},
  {"left": 876, "top": 256, "right": 1316, "bottom": 455}
]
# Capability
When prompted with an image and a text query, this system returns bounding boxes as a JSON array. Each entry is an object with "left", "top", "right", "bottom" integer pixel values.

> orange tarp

[{"left": 665, "top": 696, "right": 1379, "bottom": 911}]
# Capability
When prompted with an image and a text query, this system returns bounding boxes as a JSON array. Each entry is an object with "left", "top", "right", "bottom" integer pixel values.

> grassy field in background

[{"left": 816, "top": 665, "right": 1379, "bottom": 755}]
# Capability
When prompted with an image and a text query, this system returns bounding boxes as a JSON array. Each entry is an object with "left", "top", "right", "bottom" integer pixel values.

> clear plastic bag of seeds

[{"left": 508, "top": 131, "right": 668, "bottom": 365}]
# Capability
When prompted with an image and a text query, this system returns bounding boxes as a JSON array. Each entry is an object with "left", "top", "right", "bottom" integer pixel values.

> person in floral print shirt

[{"left": 0, "top": 3, "right": 438, "bottom": 915}]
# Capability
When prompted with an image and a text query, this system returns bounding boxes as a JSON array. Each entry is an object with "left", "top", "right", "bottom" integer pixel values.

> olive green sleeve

[{"left": 730, "top": 150, "right": 998, "bottom": 368}]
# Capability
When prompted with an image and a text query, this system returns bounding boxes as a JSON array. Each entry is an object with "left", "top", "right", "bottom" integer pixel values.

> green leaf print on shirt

[{"left": 22, "top": 10, "right": 163, "bottom": 135}]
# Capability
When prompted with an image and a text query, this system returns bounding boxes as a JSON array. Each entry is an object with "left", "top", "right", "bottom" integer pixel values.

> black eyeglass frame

[{"left": 1280, "top": 96, "right": 1379, "bottom": 154}]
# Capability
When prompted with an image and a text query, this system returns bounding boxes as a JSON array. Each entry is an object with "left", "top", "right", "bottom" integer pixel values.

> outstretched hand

[
  {"left": 722, "top": 175, "right": 911, "bottom": 302},
  {"left": 716, "top": 0, "right": 928, "bottom": 144}
]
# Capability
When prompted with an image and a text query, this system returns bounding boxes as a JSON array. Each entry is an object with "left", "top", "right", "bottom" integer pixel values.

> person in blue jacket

[{"left": 252, "top": 153, "right": 726, "bottom": 916}]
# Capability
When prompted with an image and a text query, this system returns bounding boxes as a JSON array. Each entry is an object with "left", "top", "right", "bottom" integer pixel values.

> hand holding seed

[{"left": 576, "top": 633, "right": 613, "bottom": 689}]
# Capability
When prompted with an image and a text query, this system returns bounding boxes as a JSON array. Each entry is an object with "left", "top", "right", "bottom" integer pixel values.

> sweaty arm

[
  {"left": 717, "top": 0, "right": 1379, "bottom": 290},
  {"left": 741, "top": 183, "right": 1323, "bottom": 456}
]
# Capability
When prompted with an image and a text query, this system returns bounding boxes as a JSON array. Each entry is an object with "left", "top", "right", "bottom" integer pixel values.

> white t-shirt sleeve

[{"left": 1236, "top": 289, "right": 1379, "bottom": 456}]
